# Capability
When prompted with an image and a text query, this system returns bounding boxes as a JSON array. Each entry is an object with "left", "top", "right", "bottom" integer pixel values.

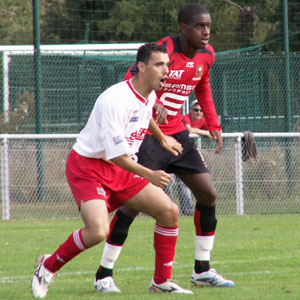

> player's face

[
  {"left": 183, "top": 13, "right": 211, "bottom": 50},
  {"left": 144, "top": 52, "right": 169, "bottom": 92}
]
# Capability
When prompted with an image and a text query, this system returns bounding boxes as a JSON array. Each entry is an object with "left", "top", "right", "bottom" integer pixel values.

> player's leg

[
  {"left": 178, "top": 172, "right": 234, "bottom": 287},
  {"left": 95, "top": 134, "right": 171, "bottom": 290},
  {"left": 168, "top": 131, "right": 234, "bottom": 287},
  {"left": 125, "top": 183, "right": 192, "bottom": 294},
  {"left": 94, "top": 205, "right": 138, "bottom": 291},
  {"left": 32, "top": 200, "right": 109, "bottom": 298},
  {"left": 175, "top": 175, "right": 194, "bottom": 215}
]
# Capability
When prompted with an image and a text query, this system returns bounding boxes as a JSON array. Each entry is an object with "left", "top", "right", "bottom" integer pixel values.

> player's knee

[
  {"left": 87, "top": 225, "right": 109, "bottom": 245},
  {"left": 208, "top": 186, "right": 217, "bottom": 203},
  {"left": 163, "top": 202, "right": 179, "bottom": 225},
  {"left": 108, "top": 209, "right": 135, "bottom": 245},
  {"left": 119, "top": 206, "right": 139, "bottom": 219},
  {"left": 196, "top": 185, "right": 217, "bottom": 205}
]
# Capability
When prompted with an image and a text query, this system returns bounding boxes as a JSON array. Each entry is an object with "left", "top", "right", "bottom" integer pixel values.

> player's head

[
  {"left": 178, "top": 3, "right": 211, "bottom": 50},
  {"left": 135, "top": 43, "right": 169, "bottom": 93},
  {"left": 136, "top": 42, "right": 167, "bottom": 69}
]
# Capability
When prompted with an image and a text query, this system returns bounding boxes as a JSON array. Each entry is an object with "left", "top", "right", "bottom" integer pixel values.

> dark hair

[
  {"left": 178, "top": 3, "right": 210, "bottom": 25},
  {"left": 136, "top": 42, "right": 167, "bottom": 66}
]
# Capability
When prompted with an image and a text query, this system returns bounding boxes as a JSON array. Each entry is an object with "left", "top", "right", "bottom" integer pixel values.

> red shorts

[{"left": 66, "top": 150, "right": 149, "bottom": 212}]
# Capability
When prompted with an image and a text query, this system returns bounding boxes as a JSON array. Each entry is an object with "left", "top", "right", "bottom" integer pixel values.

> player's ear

[
  {"left": 137, "top": 61, "right": 146, "bottom": 73},
  {"left": 179, "top": 22, "right": 187, "bottom": 34}
]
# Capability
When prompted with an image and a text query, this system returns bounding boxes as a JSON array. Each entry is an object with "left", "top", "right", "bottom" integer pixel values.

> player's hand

[
  {"left": 160, "top": 135, "right": 183, "bottom": 156},
  {"left": 154, "top": 103, "right": 168, "bottom": 124},
  {"left": 148, "top": 170, "right": 171, "bottom": 188},
  {"left": 210, "top": 130, "right": 223, "bottom": 154}
]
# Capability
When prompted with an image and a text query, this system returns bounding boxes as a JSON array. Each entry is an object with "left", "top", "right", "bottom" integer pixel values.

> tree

[{"left": 0, "top": 0, "right": 33, "bottom": 45}]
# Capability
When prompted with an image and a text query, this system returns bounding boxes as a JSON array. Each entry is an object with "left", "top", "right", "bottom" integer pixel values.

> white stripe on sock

[
  {"left": 73, "top": 229, "right": 86, "bottom": 251},
  {"left": 154, "top": 224, "right": 178, "bottom": 236}
]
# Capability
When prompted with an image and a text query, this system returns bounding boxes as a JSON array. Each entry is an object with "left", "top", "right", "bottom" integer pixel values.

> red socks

[
  {"left": 44, "top": 229, "right": 87, "bottom": 273},
  {"left": 153, "top": 224, "right": 178, "bottom": 284}
]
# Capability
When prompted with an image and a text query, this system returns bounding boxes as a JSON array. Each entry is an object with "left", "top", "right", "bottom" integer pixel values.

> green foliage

[
  {"left": 1, "top": 0, "right": 299, "bottom": 52},
  {"left": 0, "top": 90, "right": 49, "bottom": 134},
  {"left": 0, "top": 0, "right": 33, "bottom": 45}
]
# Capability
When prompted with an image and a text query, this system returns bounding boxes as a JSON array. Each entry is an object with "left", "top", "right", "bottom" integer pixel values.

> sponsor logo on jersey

[
  {"left": 126, "top": 128, "right": 148, "bottom": 146},
  {"left": 196, "top": 65, "right": 204, "bottom": 78},
  {"left": 129, "top": 110, "right": 139, "bottom": 122},
  {"left": 129, "top": 116, "right": 139, "bottom": 122},
  {"left": 113, "top": 135, "right": 124, "bottom": 145},
  {"left": 186, "top": 62, "right": 194, "bottom": 68},
  {"left": 97, "top": 187, "right": 106, "bottom": 197},
  {"left": 168, "top": 70, "right": 184, "bottom": 80}
]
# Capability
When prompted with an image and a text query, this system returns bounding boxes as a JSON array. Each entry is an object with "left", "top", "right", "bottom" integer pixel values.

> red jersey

[
  {"left": 124, "top": 35, "right": 221, "bottom": 135},
  {"left": 182, "top": 114, "right": 209, "bottom": 130}
]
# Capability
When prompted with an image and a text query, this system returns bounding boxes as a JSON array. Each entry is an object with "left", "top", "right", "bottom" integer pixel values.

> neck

[
  {"left": 131, "top": 76, "right": 151, "bottom": 99},
  {"left": 180, "top": 35, "right": 197, "bottom": 58}
]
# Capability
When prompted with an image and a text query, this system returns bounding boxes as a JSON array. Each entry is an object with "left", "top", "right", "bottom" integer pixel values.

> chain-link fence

[
  {"left": 1, "top": 48, "right": 300, "bottom": 134},
  {"left": 1, "top": 133, "right": 299, "bottom": 220}
]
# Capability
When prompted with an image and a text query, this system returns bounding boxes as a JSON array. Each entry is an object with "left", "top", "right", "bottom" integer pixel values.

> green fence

[{"left": 0, "top": 50, "right": 299, "bottom": 134}]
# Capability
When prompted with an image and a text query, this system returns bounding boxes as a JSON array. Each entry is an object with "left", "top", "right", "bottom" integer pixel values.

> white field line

[{"left": 0, "top": 258, "right": 284, "bottom": 284}]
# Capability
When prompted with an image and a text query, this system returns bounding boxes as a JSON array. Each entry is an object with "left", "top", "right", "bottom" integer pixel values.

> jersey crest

[{"left": 196, "top": 65, "right": 204, "bottom": 78}]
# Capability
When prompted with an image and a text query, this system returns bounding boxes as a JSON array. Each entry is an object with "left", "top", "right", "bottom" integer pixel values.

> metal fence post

[
  {"left": 235, "top": 135, "right": 244, "bottom": 215},
  {"left": 2, "top": 51, "right": 11, "bottom": 122},
  {"left": 1, "top": 136, "right": 10, "bottom": 220}
]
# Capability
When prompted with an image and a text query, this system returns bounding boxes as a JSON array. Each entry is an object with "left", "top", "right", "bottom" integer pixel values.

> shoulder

[
  {"left": 157, "top": 35, "right": 180, "bottom": 56},
  {"left": 103, "top": 81, "right": 128, "bottom": 96},
  {"left": 98, "top": 81, "right": 129, "bottom": 107},
  {"left": 194, "top": 44, "right": 215, "bottom": 73},
  {"left": 196, "top": 44, "right": 215, "bottom": 62}
]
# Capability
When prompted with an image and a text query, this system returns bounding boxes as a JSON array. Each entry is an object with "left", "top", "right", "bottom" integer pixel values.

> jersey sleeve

[
  {"left": 194, "top": 46, "right": 221, "bottom": 132},
  {"left": 96, "top": 96, "right": 132, "bottom": 160}
]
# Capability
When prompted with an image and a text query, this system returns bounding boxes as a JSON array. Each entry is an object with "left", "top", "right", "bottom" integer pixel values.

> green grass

[{"left": 1, "top": 215, "right": 300, "bottom": 300}]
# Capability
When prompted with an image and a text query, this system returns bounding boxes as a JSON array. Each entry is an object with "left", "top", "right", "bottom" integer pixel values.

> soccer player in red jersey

[
  {"left": 95, "top": 3, "right": 235, "bottom": 291},
  {"left": 31, "top": 43, "right": 194, "bottom": 298}
]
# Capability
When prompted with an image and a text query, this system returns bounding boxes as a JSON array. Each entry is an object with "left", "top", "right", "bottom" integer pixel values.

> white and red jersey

[
  {"left": 73, "top": 79, "right": 156, "bottom": 160},
  {"left": 124, "top": 35, "right": 221, "bottom": 135}
]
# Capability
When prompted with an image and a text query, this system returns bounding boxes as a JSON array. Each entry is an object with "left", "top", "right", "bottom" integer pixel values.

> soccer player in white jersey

[{"left": 31, "top": 43, "right": 193, "bottom": 298}]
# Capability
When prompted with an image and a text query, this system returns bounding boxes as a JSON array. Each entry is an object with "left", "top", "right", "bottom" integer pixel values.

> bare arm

[
  {"left": 111, "top": 154, "right": 170, "bottom": 188},
  {"left": 153, "top": 103, "right": 168, "bottom": 124}
]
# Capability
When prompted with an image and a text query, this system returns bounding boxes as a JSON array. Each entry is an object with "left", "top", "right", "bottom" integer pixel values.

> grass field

[{"left": 1, "top": 215, "right": 300, "bottom": 300}]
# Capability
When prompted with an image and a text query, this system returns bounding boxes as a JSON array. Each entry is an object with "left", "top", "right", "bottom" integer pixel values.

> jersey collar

[{"left": 126, "top": 79, "right": 149, "bottom": 105}]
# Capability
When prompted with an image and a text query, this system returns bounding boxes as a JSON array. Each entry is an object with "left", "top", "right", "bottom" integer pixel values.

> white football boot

[
  {"left": 32, "top": 254, "right": 56, "bottom": 298},
  {"left": 149, "top": 279, "right": 193, "bottom": 294},
  {"left": 94, "top": 276, "right": 121, "bottom": 293}
]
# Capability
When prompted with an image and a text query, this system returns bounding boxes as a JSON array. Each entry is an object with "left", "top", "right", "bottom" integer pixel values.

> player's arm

[
  {"left": 148, "top": 118, "right": 182, "bottom": 156},
  {"left": 195, "top": 77, "right": 222, "bottom": 153},
  {"left": 111, "top": 154, "right": 170, "bottom": 188},
  {"left": 153, "top": 101, "right": 168, "bottom": 124}
]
